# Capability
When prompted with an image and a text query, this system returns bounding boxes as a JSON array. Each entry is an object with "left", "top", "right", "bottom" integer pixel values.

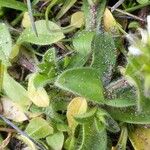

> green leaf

[
  {"left": 91, "top": 32, "right": 117, "bottom": 84},
  {"left": 75, "top": 119, "right": 107, "bottom": 150},
  {"left": 25, "top": 117, "right": 53, "bottom": 139},
  {"left": 17, "top": 20, "right": 64, "bottom": 45},
  {"left": 55, "top": 67, "right": 104, "bottom": 103},
  {"left": 74, "top": 108, "right": 97, "bottom": 124},
  {"left": 68, "top": 31, "right": 95, "bottom": 68},
  {"left": 136, "top": 0, "right": 149, "bottom": 4},
  {"left": 0, "top": 0, "right": 27, "bottom": 11},
  {"left": 82, "top": 0, "right": 91, "bottom": 30},
  {"left": 114, "top": 126, "right": 128, "bottom": 150},
  {"left": 33, "top": 74, "right": 51, "bottom": 88},
  {"left": 0, "top": 23, "right": 12, "bottom": 65},
  {"left": 3, "top": 71, "right": 31, "bottom": 109},
  {"left": 34, "top": 48, "right": 57, "bottom": 88},
  {"left": 0, "top": 134, "right": 3, "bottom": 145},
  {"left": 73, "top": 31, "right": 94, "bottom": 55},
  {"left": 125, "top": 56, "right": 149, "bottom": 112},
  {"left": 0, "top": 62, "right": 4, "bottom": 92},
  {"left": 105, "top": 98, "right": 136, "bottom": 107},
  {"left": 96, "top": 109, "right": 120, "bottom": 133},
  {"left": 56, "top": 0, "right": 77, "bottom": 19},
  {"left": 46, "top": 132, "right": 64, "bottom": 150},
  {"left": 107, "top": 106, "right": 150, "bottom": 124},
  {"left": 105, "top": 78, "right": 136, "bottom": 107}
]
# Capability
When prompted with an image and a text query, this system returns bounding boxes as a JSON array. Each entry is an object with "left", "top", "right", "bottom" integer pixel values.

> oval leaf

[
  {"left": 107, "top": 106, "right": 150, "bottom": 124},
  {"left": 1, "top": 97, "right": 28, "bottom": 122},
  {"left": 22, "top": 12, "right": 31, "bottom": 28},
  {"left": 103, "top": 8, "right": 118, "bottom": 33},
  {"left": 46, "top": 132, "right": 64, "bottom": 150},
  {"left": 25, "top": 117, "right": 53, "bottom": 139},
  {"left": 71, "top": 11, "right": 84, "bottom": 28},
  {"left": 17, "top": 20, "right": 64, "bottom": 45},
  {"left": 28, "top": 74, "right": 50, "bottom": 107},
  {"left": 55, "top": 68, "right": 104, "bottom": 103},
  {"left": 3, "top": 71, "right": 31, "bottom": 109},
  {"left": 74, "top": 119, "right": 107, "bottom": 150},
  {"left": 0, "top": 23, "right": 12, "bottom": 65},
  {"left": 91, "top": 33, "right": 117, "bottom": 84},
  {"left": 0, "top": 0, "right": 27, "bottom": 11},
  {"left": 67, "top": 97, "right": 87, "bottom": 132},
  {"left": 74, "top": 107, "right": 97, "bottom": 124},
  {"left": 129, "top": 127, "right": 150, "bottom": 150}
]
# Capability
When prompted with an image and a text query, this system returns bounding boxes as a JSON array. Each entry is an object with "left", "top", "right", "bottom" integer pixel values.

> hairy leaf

[
  {"left": 75, "top": 119, "right": 107, "bottom": 150},
  {"left": 25, "top": 117, "right": 53, "bottom": 139},
  {"left": 91, "top": 32, "right": 117, "bottom": 84},
  {"left": 55, "top": 68, "right": 104, "bottom": 103},
  {"left": 3, "top": 71, "right": 31, "bottom": 109},
  {"left": 17, "top": 20, "right": 64, "bottom": 45},
  {"left": 0, "top": 23, "right": 12, "bottom": 65},
  {"left": 46, "top": 132, "right": 64, "bottom": 150}
]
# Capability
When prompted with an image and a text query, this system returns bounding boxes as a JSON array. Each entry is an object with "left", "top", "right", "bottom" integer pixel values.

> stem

[
  {"left": 0, "top": 114, "right": 47, "bottom": 150},
  {"left": 11, "top": 12, "right": 24, "bottom": 26},
  {"left": 89, "top": 4, "right": 97, "bottom": 31},
  {"left": 116, "top": 125, "right": 128, "bottom": 150},
  {"left": 96, "top": 0, "right": 107, "bottom": 32},
  {"left": 0, "top": 127, "right": 16, "bottom": 133},
  {"left": 125, "top": 2, "right": 150, "bottom": 12},
  {"left": 111, "top": 0, "right": 125, "bottom": 12},
  {"left": 27, "top": 0, "right": 38, "bottom": 37},
  {"left": 87, "top": 0, "right": 94, "bottom": 6},
  {"left": 0, "top": 62, "right": 4, "bottom": 92},
  {"left": 0, "top": 132, "right": 11, "bottom": 149},
  {"left": 113, "top": 8, "right": 146, "bottom": 22}
]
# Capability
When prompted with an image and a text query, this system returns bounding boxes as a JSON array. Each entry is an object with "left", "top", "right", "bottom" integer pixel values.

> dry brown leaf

[
  {"left": 0, "top": 133, "right": 11, "bottom": 150},
  {"left": 2, "top": 97, "right": 28, "bottom": 122}
]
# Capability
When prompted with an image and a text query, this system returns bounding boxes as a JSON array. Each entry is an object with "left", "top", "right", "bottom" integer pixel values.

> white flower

[
  {"left": 138, "top": 28, "right": 148, "bottom": 44},
  {"left": 128, "top": 46, "right": 142, "bottom": 56},
  {"left": 147, "top": 15, "right": 150, "bottom": 35},
  {"left": 126, "top": 33, "right": 135, "bottom": 44}
]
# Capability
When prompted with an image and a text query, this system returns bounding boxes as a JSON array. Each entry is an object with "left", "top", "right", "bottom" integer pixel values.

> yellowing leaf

[
  {"left": 103, "top": 8, "right": 118, "bottom": 33},
  {"left": 28, "top": 74, "right": 50, "bottom": 107},
  {"left": 22, "top": 12, "right": 31, "bottom": 28},
  {"left": 9, "top": 44, "right": 20, "bottom": 59},
  {"left": 129, "top": 127, "right": 150, "bottom": 150},
  {"left": 71, "top": 11, "right": 84, "bottom": 28},
  {"left": 1, "top": 97, "right": 28, "bottom": 122},
  {"left": 67, "top": 97, "right": 87, "bottom": 133}
]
